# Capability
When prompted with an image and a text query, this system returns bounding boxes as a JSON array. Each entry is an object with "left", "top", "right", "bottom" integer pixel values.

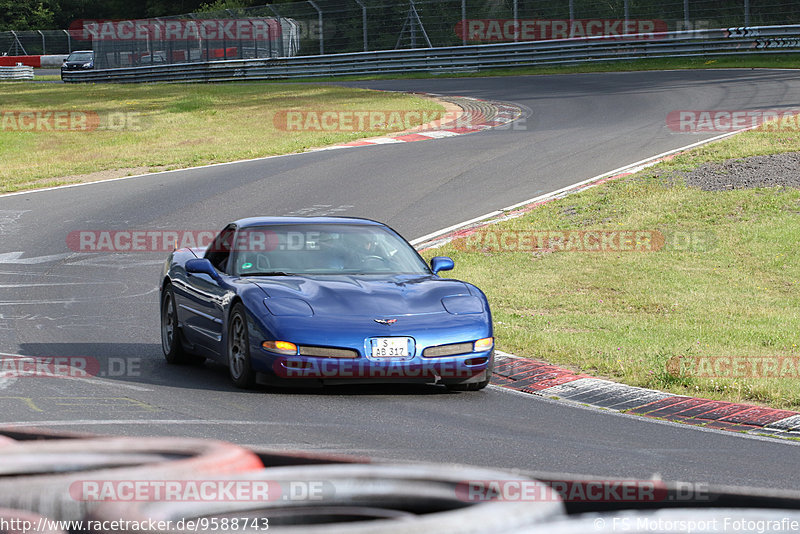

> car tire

[
  {"left": 446, "top": 354, "right": 493, "bottom": 391},
  {"left": 161, "top": 284, "right": 191, "bottom": 365},
  {"left": 445, "top": 378, "right": 490, "bottom": 391},
  {"left": 0, "top": 437, "right": 262, "bottom": 522},
  {"left": 228, "top": 303, "right": 256, "bottom": 389}
]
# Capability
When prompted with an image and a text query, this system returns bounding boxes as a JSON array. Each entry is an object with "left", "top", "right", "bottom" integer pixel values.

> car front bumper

[{"left": 252, "top": 348, "right": 494, "bottom": 386}]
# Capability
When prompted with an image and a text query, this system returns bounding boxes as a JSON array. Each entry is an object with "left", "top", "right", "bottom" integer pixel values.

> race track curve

[{"left": 1, "top": 69, "right": 798, "bottom": 489}]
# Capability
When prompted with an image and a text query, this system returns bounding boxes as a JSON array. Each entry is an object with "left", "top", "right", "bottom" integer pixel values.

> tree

[{"left": 0, "top": 0, "right": 57, "bottom": 30}]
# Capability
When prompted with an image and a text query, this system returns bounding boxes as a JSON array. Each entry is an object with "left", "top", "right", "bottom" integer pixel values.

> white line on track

[
  {"left": 0, "top": 252, "right": 73, "bottom": 264},
  {"left": 0, "top": 282, "right": 121, "bottom": 288},
  {"left": 0, "top": 352, "right": 152, "bottom": 392},
  {"left": 410, "top": 129, "right": 747, "bottom": 245}
]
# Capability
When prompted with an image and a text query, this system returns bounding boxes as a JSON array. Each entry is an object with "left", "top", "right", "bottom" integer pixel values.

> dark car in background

[
  {"left": 138, "top": 52, "right": 168, "bottom": 65},
  {"left": 60, "top": 50, "right": 94, "bottom": 79}
]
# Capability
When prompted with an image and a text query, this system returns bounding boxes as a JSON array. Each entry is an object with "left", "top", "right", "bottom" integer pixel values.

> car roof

[{"left": 233, "top": 216, "right": 387, "bottom": 229}]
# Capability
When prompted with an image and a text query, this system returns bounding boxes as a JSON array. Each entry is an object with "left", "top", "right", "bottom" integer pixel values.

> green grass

[
  {"left": 0, "top": 83, "right": 443, "bottom": 193},
  {"left": 422, "top": 127, "right": 800, "bottom": 410}
]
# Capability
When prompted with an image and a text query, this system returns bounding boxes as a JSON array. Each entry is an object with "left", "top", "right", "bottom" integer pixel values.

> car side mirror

[
  {"left": 186, "top": 258, "right": 221, "bottom": 282},
  {"left": 430, "top": 256, "right": 454, "bottom": 275}
]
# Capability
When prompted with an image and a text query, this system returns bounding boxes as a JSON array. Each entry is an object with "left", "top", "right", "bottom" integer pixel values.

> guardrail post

[
  {"left": 354, "top": 0, "right": 368, "bottom": 51},
  {"left": 225, "top": 9, "right": 242, "bottom": 59},
  {"left": 10, "top": 31, "right": 27, "bottom": 55},
  {"left": 186, "top": 14, "right": 198, "bottom": 63},
  {"left": 308, "top": 0, "right": 323, "bottom": 55},
  {"left": 513, "top": 0, "right": 518, "bottom": 42},
  {"left": 683, "top": 0, "right": 690, "bottom": 29},
  {"left": 266, "top": 4, "right": 285, "bottom": 57},
  {"left": 461, "top": 0, "right": 466, "bottom": 46}
]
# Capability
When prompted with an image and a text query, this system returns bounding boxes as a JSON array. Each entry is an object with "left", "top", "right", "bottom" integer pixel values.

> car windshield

[
  {"left": 229, "top": 224, "right": 431, "bottom": 276},
  {"left": 68, "top": 52, "right": 93, "bottom": 61}
]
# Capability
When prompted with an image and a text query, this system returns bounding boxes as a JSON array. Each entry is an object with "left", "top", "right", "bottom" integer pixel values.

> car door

[{"left": 173, "top": 225, "right": 235, "bottom": 355}]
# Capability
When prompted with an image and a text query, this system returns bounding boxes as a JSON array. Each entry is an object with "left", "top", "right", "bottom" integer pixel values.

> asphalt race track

[{"left": 2, "top": 69, "right": 799, "bottom": 489}]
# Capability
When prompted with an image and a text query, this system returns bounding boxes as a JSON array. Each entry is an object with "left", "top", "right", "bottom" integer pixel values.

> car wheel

[
  {"left": 228, "top": 303, "right": 256, "bottom": 389},
  {"left": 161, "top": 284, "right": 190, "bottom": 364},
  {"left": 445, "top": 355, "right": 493, "bottom": 391}
]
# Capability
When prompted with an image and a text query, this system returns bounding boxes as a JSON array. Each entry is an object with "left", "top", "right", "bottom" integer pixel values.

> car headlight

[
  {"left": 262, "top": 340, "right": 298, "bottom": 355},
  {"left": 422, "top": 337, "right": 493, "bottom": 357},
  {"left": 473, "top": 337, "right": 494, "bottom": 352}
]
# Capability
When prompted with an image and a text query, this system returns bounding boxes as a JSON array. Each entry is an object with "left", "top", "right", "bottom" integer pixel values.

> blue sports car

[{"left": 159, "top": 217, "right": 494, "bottom": 390}]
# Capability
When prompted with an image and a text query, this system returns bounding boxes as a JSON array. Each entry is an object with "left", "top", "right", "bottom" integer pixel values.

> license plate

[{"left": 371, "top": 337, "right": 409, "bottom": 358}]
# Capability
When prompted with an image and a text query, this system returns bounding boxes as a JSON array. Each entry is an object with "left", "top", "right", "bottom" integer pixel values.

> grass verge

[
  {"left": 422, "top": 128, "right": 800, "bottom": 410},
  {"left": 0, "top": 83, "right": 443, "bottom": 193}
]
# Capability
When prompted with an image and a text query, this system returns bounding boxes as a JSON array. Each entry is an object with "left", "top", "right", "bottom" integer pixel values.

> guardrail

[
  {"left": 0, "top": 65, "right": 34, "bottom": 80},
  {"left": 62, "top": 24, "right": 800, "bottom": 83}
]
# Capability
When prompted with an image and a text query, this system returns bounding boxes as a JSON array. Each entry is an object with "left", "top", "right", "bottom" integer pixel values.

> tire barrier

[
  {"left": 249, "top": 447, "right": 371, "bottom": 467},
  {"left": 0, "top": 437, "right": 263, "bottom": 521},
  {"left": 0, "top": 65, "right": 34, "bottom": 80},
  {"left": 0, "top": 508, "right": 67, "bottom": 534},
  {"left": 2, "top": 427, "right": 796, "bottom": 533},
  {"left": 0, "top": 427, "right": 92, "bottom": 441},
  {"left": 88, "top": 464, "right": 565, "bottom": 533}
]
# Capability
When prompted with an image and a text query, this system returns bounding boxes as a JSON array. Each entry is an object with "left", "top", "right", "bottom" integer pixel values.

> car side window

[{"left": 204, "top": 226, "right": 235, "bottom": 274}]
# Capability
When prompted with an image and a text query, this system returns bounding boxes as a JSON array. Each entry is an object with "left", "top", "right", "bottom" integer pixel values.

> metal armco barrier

[
  {"left": 61, "top": 24, "right": 800, "bottom": 83},
  {"left": 0, "top": 65, "right": 34, "bottom": 80}
]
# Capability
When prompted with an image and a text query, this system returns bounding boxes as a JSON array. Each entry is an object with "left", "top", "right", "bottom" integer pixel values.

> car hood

[{"left": 251, "top": 275, "right": 477, "bottom": 317}]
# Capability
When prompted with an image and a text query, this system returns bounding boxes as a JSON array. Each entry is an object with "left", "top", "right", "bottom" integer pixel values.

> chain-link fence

[
  {"left": 4, "top": 0, "right": 800, "bottom": 66},
  {"left": 0, "top": 30, "right": 73, "bottom": 56}
]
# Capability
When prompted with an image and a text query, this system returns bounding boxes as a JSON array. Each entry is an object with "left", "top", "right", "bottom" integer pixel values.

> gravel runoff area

[{"left": 680, "top": 151, "right": 800, "bottom": 191}]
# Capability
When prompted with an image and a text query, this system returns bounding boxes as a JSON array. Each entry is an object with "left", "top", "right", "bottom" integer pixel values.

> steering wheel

[{"left": 361, "top": 255, "right": 390, "bottom": 270}]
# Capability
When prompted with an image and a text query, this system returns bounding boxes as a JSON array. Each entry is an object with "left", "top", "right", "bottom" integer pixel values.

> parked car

[{"left": 60, "top": 50, "right": 93, "bottom": 79}]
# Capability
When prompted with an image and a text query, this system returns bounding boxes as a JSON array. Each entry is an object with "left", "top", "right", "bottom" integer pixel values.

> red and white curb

[
  {"left": 492, "top": 352, "right": 800, "bottom": 437},
  {"left": 319, "top": 95, "right": 526, "bottom": 150}
]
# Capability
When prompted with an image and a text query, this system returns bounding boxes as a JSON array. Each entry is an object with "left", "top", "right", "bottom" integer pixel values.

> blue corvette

[{"left": 159, "top": 217, "right": 494, "bottom": 390}]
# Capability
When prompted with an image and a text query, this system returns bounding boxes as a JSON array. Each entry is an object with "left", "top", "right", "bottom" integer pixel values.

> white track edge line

[{"left": 410, "top": 128, "right": 747, "bottom": 245}]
